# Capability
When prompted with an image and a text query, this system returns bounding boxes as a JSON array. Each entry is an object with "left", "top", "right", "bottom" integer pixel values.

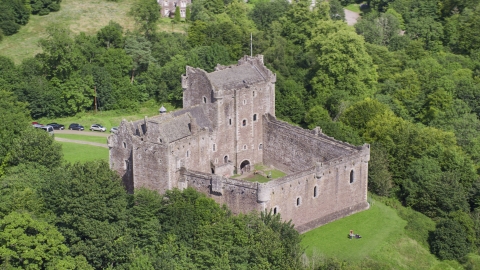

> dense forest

[{"left": 1, "top": 0, "right": 480, "bottom": 268}]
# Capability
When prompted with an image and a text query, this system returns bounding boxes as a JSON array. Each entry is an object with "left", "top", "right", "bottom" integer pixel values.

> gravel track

[{"left": 345, "top": 9, "right": 360, "bottom": 26}]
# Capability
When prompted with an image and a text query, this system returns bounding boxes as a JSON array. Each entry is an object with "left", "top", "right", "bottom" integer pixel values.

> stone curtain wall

[
  {"left": 182, "top": 169, "right": 261, "bottom": 214},
  {"left": 261, "top": 154, "right": 369, "bottom": 233},
  {"left": 263, "top": 115, "right": 355, "bottom": 172}
]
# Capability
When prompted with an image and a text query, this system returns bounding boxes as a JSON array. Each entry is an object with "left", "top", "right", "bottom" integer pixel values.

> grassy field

[
  {"left": 301, "top": 199, "right": 462, "bottom": 269},
  {"left": 55, "top": 134, "right": 108, "bottom": 144},
  {"left": 344, "top": 4, "right": 361, "bottom": 13},
  {"left": 0, "top": 0, "right": 186, "bottom": 64},
  {"left": 59, "top": 142, "right": 109, "bottom": 163}
]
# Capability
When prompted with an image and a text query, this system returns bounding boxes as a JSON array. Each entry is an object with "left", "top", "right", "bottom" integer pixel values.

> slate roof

[
  {"left": 206, "top": 63, "right": 267, "bottom": 90},
  {"left": 150, "top": 113, "right": 192, "bottom": 143},
  {"left": 173, "top": 105, "right": 212, "bottom": 130}
]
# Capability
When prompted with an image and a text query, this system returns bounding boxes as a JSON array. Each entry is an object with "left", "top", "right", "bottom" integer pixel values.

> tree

[
  {"left": 0, "top": 90, "right": 30, "bottom": 176},
  {"left": 309, "top": 22, "right": 378, "bottom": 111},
  {"left": 97, "top": 21, "right": 124, "bottom": 49},
  {"left": 129, "top": 0, "right": 160, "bottom": 38},
  {"left": 367, "top": 143, "right": 393, "bottom": 196},
  {"left": 430, "top": 219, "right": 470, "bottom": 260},
  {"left": 10, "top": 128, "right": 63, "bottom": 169},
  {"left": 174, "top": 6, "right": 181, "bottom": 23},
  {"left": 41, "top": 161, "right": 132, "bottom": 268},
  {"left": 38, "top": 25, "right": 86, "bottom": 81},
  {"left": 249, "top": 0, "right": 290, "bottom": 31},
  {"left": 125, "top": 35, "right": 155, "bottom": 83},
  {"left": 0, "top": 211, "right": 71, "bottom": 269}
]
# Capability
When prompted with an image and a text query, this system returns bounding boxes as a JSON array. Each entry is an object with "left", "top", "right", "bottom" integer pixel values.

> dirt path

[
  {"left": 55, "top": 137, "right": 109, "bottom": 148},
  {"left": 344, "top": 9, "right": 360, "bottom": 26},
  {"left": 55, "top": 129, "right": 110, "bottom": 137}
]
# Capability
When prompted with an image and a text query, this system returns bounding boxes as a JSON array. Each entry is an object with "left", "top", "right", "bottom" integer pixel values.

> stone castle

[{"left": 108, "top": 55, "right": 370, "bottom": 233}]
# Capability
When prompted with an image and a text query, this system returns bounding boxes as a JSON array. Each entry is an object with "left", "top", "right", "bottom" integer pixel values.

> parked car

[
  {"left": 33, "top": 124, "right": 54, "bottom": 135},
  {"left": 110, "top": 127, "right": 118, "bottom": 133},
  {"left": 69, "top": 123, "right": 84, "bottom": 131},
  {"left": 32, "top": 122, "right": 42, "bottom": 126},
  {"left": 47, "top": 123, "right": 65, "bottom": 130},
  {"left": 90, "top": 124, "right": 106, "bottom": 132}
]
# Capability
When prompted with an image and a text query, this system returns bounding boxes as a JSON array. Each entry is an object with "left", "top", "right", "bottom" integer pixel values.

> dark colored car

[
  {"left": 47, "top": 123, "right": 65, "bottom": 130},
  {"left": 69, "top": 123, "right": 84, "bottom": 131}
]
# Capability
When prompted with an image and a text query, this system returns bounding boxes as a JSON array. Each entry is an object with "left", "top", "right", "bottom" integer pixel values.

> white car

[
  {"left": 90, "top": 124, "right": 106, "bottom": 132},
  {"left": 110, "top": 127, "right": 118, "bottom": 133}
]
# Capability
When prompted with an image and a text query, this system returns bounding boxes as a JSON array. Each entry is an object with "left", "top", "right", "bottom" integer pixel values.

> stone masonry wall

[
  {"left": 182, "top": 169, "right": 261, "bottom": 214},
  {"left": 260, "top": 152, "right": 369, "bottom": 233},
  {"left": 263, "top": 115, "right": 355, "bottom": 173}
]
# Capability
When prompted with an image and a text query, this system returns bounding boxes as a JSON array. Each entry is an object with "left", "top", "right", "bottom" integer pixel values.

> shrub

[
  {"left": 38, "top": 8, "right": 50, "bottom": 16},
  {"left": 48, "top": 3, "right": 61, "bottom": 12},
  {"left": 430, "top": 219, "right": 470, "bottom": 260},
  {"left": 0, "top": 20, "right": 20, "bottom": 35}
]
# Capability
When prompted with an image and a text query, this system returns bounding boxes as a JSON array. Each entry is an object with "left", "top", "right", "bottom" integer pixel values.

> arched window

[
  {"left": 296, "top": 197, "right": 301, "bottom": 206},
  {"left": 314, "top": 186, "right": 318, "bottom": 197},
  {"left": 224, "top": 155, "right": 228, "bottom": 164},
  {"left": 273, "top": 207, "right": 277, "bottom": 214},
  {"left": 253, "top": 114, "right": 257, "bottom": 121},
  {"left": 350, "top": 170, "right": 354, "bottom": 183},
  {"left": 203, "top": 96, "right": 207, "bottom": 103},
  {"left": 259, "top": 143, "right": 263, "bottom": 150},
  {"left": 123, "top": 142, "right": 126, "bottom": 148},
  {"left": 242, "top": 119, "right": 246, "bottom": 126},
  {"left": 229, "top": 118, "right": 232, "bottom": 125}
]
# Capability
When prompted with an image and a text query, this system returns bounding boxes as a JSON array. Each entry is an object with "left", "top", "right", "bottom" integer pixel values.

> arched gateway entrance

[{"left": 240, "top": 160, "right": 250, "bottom": 174}]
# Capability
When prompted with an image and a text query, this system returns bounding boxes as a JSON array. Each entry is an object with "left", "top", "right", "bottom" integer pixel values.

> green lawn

[
  {"left": 344, "top": 3, "right": 361, "bottom": 13},
  {"left": 0, "top": 0, "right": 136, "bottom": 64},
  {"left": 59, "top": 142, "right": 109, "bottom": 163},
  {"left": 55, "top": 134, "right": 108, "bottom": 144},
  {"left": 300, "top": 199, "right": 460, "bottom": 269},
  {"left": 0, "top": 0, "right": 186, "bottom": 64}
]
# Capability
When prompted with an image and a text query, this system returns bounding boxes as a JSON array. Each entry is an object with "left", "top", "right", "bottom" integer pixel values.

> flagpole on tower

[{"left": 250, "top": 33, "right": 252, "bottom": 57}]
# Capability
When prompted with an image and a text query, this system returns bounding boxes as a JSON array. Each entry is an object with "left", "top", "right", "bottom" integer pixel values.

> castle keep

[{"left": 108, "top": 55, "right": 370, "bottom": 233}]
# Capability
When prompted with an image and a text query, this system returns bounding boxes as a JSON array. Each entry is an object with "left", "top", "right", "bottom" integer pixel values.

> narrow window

[
  {"left": 229, "top": 118, "right": 232, "bottom": 125},
  {"left": 243, "top": 145, "right": 247, "bottom": 150},
  {"left": 314, "top": 186, "right": 318, "bottom": 198},
  {"left": 350, "top": 170, "right": 354, "bottom": 183},
  {"left": 243, "top": 100, "right": 246, "bottom": 105},
  {"left": 186, "top": 150, "right": 190, "bottom": 157},
  {"left": 273, "top": 207, "right": 277, "bottom": 214},
  {"left": 296, "top": 197, "right": 301, "bottom": 206},
  {"left": 213, "top": 144, "right": 216, "bottom": 151},
  {"left": 259, "top": 143, "right": 263, "bottom": 150},
  {"left": 203, "top": 96, "right": 207, "bottom": 103},
  {"left": 253, "top": 91, "right": 256, "bottom": 97},
  {"left": 253, "top": 114, "right": 257, "bottom": 121},
  {"left": 123, "top": 142, "right": 126, "bottom": 148},
  {"left": 124, "top": 160, "right": 128, "bottom": 170},
  {"left": 224, "top": 155, "right": 228, "bottom": 164},
  {"left": 159, "top": 138, "right": 162, "bottom": 143},
  {"left": 242, "top": 119, "right": 246, "bottom": 126}
]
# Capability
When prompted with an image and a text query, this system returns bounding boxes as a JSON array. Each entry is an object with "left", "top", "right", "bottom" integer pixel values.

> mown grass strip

[
  {"left": 55, "top": 134, "right": 108, "bottom": 144},
  {"left": 59, "top": 142, "right": 108, "bottom": 163}
]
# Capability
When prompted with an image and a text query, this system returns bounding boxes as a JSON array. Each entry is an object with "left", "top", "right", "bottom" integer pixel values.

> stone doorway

[{"left": 240, "top": 160, "right": 250, "bottom": 174}]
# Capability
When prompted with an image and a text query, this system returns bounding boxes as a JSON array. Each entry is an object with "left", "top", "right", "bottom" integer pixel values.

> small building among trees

[{"left": 158, "top": 0, "right": 191, "bottom": 18}]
